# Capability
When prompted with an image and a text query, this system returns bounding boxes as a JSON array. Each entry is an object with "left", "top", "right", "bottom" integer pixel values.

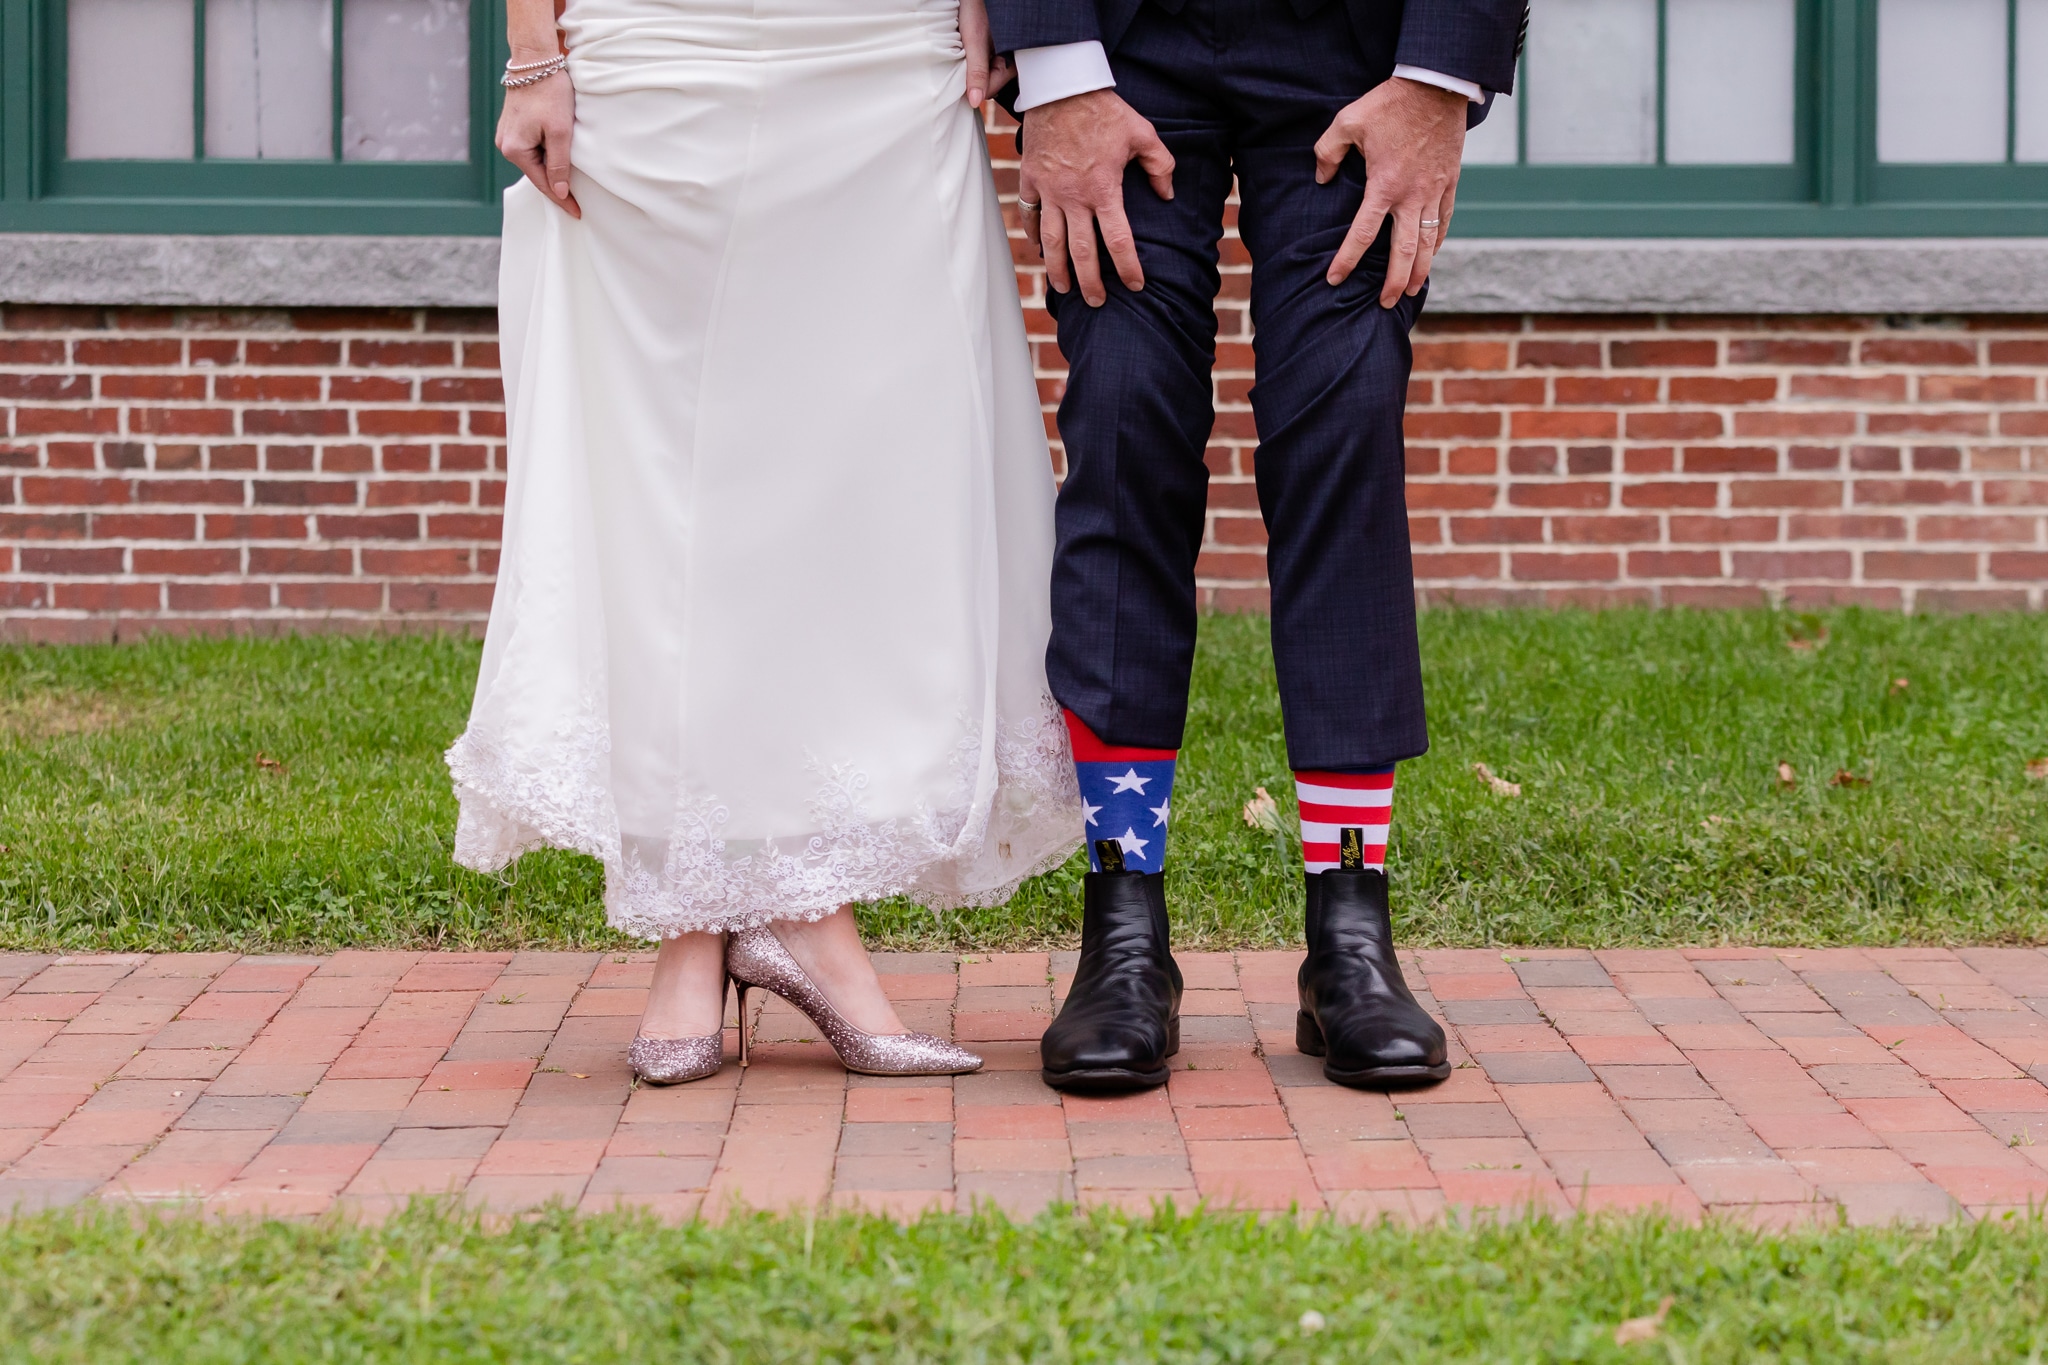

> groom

[{"left": 989, "top": 0, "right": 1525, "bottom": 1091}]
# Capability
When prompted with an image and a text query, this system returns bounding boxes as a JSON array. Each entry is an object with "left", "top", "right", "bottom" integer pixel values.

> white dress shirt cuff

[
  {"left": 1013, "top": 41, "right": 1117, "bottom": 112},
  {"left": 1391, "top": 64, "right": 1484, "bottom": 103}
]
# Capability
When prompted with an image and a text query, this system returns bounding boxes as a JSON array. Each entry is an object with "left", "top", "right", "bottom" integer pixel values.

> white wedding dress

[{"left": 447, "top": 0, "right": 1081, "bottom": 937}]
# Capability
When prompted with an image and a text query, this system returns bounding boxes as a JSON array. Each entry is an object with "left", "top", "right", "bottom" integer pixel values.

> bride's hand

[
  {"left": 959, "top": 0, "right": 1015, "bottom": 109},
  {"left": 496, "top": 55, "right": 582, "bottom": 219}
]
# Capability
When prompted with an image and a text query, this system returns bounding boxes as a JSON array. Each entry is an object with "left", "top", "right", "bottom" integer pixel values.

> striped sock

[
  {"left": 1294, "top": 767, "right": 1396, "bottom": 874},
  {"left": 1064, "top": 709, "right": 1176, "bottom": 874}
]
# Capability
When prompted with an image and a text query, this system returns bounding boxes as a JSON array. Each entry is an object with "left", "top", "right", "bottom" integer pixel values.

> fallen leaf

[
  {"left": 2027, "top": 758, "right": 2048, "bottom": 781},
  {"left": 1783, "top": 615, "right": 1830, "bottom": 652},
  {"left": 1241, "top": 786, "right": 1280, "bottom": 830},
  {"left": 1889, "top": 677, "right": 1910, "bottom": 694},
  {"left": 573, "top": 1073, "right": 590, "bottom": 1079},
  {"left": 1830, "top": 769, "right": 1871, "bottom": 788},
  {"left": 254, "top": 752, "right": 288, "bottom": 775},
  {"left": 1614, "top": 1296, "right": 1675, "bottom": 1346},
  {"left": 1474, "top": 762, "right": 1521, "bottom": 797},
  {"left": 1776, "top": 761, "right": 1797, "bottom": 790}
]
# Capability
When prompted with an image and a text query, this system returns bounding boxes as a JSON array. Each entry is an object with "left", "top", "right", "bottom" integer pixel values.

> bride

[{"left": 447, "top": 0, "right": 1079, "bottom": 1081}]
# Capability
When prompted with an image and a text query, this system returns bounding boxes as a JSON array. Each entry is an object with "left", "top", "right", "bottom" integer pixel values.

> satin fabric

[{"left": 448, "top": 0, "right": 1081, "bottom": 937}]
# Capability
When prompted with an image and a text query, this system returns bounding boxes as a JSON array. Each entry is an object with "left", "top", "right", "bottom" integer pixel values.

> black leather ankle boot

[
  {"left": 1297, "top": 868, "right": 1449, "bottom": 1089},
  {"left": 1040, "top": 867, "right": 1182, "bottom": 1092}
]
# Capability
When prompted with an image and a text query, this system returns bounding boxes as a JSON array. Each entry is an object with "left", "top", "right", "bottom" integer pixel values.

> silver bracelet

[{"left": 501, "top": 55, "right": 568, "bottom": 87}]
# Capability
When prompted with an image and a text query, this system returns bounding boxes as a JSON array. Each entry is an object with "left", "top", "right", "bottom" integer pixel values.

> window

[
  {"left": 0, "top": 0, "right": 511, "bottom": 232},
  {"left": 1457, "top": 0, "right": 2048, "bottom": 235}
]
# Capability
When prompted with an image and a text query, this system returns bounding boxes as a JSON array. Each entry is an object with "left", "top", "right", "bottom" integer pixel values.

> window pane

[
  {"left": 341, "top": 0, "right": 470, "bottom": 161},
  {"left": 2019, "top": 0, "right": 2048, "bottom": 162},
  {"left": 205, "top": 0, "right": 334, "bottom": 159},
  {"left": 1525, "top": 0, "right": 1658, "bottom": 165},
  {"left": 1463, "top": 88, "right": 1520, "bottom": 165},
  {"left": 67, "top": 0, "right": 194, "bottom": 159},
  {"left": 1877, "top": 0, "right": 2007, "bottom": 163},
  {"left": 1664, "top": 0, "right": 1795, "bottom": 164}
]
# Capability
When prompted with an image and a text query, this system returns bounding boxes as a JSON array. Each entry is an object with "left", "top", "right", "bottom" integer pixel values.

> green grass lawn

[
  {"left": 0, "top": 609, "right": 2043, "bottom": 952},
  {"left": 3, "top": 1202, "right": 2047, "bottom": 1362}
]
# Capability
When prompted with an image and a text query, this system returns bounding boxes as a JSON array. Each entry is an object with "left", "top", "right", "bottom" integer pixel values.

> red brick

[
  {"left": 1668, "top": 515, "right": 1779, "bottom": 543},
  {"left": 14, "top": 406, "right": 120, "bottom": 434},
  {"left": 1729, "top": 339, "right": 1851, "bottom": 366},
  {"left": 1508, "top": 482, "right": 1611, "bottom": 509},
  {"left": 1867, "top": 412, "right": 1990, "bottom": 436},
  {"left": 246, "top": 340, "right": 342, "bottom": 366},
  {"left": 1789, "top": 374, "right": 1907, "bottom": 402},
  {"left": 215, "top": 375, "right": 325, "bottom": 403},
  {"left": 1863, "top": 551, "right": 1978, "bottom": 581},
  {"left": 1554, "top": 376, "right": 1660, "bottom": 405},
  {"left": 1729, "top": 481, "right": 1842, "bottom": 508},
  {"left": 1512, "top": 411, "right": 1617, "bottom": 440},
  {"left": 131, "top": 406, "right": 235, "bottom": 437},
  {"left": 1626, "top": 412, "right": 1723, "bottom": 440},
  {"left": 1682, "top": 447, "right": 1777, "bottom": 474},
  {"left": 1670, "top": 377, "right": 1778, "bottom": 404},
  {"left": 1628, "top": 550, "right": 1721, "bottom": 577},
  {"left": 74, "top": 338, "right": 181, "bottom": 366},
  {"left": 1511, "top": 552, "right": 1618, "bottom": 582},
  {"left": 1517, "top": 341, "right": 1602, "bottom": 368},
  {"left": 1915, "top": 515, "right": 2038, "bottom": 543},
  {"left": 132, "top": 548, "right": 239, "bottom": 574},
  {"left": 1990, "top": 551, "right": 2048, "bottom": 580},
  {"left": 1622, "top": 482, "right": 1718, "bottom": 508},
  {"left": 1450, "top": 516, "right": 1544, "bottom": 544},
  {"left": 1852, "top": 480, "right": 1973, "bottom": 506},
  {"left": 1787, "top": 514, "right": 1905, "bottom": 540},
  {"left": 1404, "top": 412, "right": 1501, "bottom": 439},
  {"left": 1550, "top": 515, "right": 1657, "bottom": 543},
  {"left": 20, "top": 476, "right": 131, "bottom": 505},
  {"left": 1859, "top": 338, "right": 1977, "bottom": 366},
  {"left": 348, "top": 341, "right": 454, "bottom": 368},
  {"left": 1731, "top": 551, "right": 1853, "bottom": 580},
  {"left": 1412, "top": 341, "right": 1509, "bottom": 371},
  {"left": 1611, "top": 340, "right": 1717, "bottom": 368}
]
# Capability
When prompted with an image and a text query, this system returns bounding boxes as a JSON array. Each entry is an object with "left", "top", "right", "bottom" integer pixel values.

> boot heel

[
  {"left": 735, "top": 981, "right": 752, "bottom": 1068},
  {"left": 1165, "top": 1016, "right": 1180, "bottom": 1059},
  {"left": 1296, "top": 1009, "right": 1327, "bottom": 1057}
]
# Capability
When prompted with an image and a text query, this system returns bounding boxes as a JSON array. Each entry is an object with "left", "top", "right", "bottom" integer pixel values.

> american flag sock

[
  {"left": 1064, "top": 709, "right": 1176, "bottom": 874},
  {"left": 1294, "top": 766, "right": 1396, "bottom": 874}
]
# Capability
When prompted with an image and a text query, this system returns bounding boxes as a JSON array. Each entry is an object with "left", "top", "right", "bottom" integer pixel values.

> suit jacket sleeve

[
  {"left": 988, "top": 0, "right": 1100, "bottom": 56},
  {"left": 1395, "top": 0, "right": 1526, "bottom": 95}
]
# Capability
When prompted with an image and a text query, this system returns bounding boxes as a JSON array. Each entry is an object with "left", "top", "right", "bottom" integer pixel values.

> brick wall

[
  {"left": 1, "top": 127, "right": 2044, "bottom": 638},
  {"left": 0, "top": 306, "right": 504, "bottom": 641}
]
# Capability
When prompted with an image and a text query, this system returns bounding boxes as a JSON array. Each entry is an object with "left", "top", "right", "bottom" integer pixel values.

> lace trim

[{"left": 445, "top": 694, "right": 1081, "bottom": 938}]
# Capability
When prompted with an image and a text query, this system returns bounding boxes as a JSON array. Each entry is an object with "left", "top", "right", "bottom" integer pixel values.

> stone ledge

[{"left": 4, "top": 232, "right": 2048, "bottom": 314}]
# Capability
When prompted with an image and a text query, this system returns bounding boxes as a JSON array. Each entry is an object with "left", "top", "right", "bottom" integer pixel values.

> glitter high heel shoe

[
  {"left": 726, "top": 925, "right": 982, "bottom": 1076},
  {"left": 627, "top": 976, "right": 730, "bottom": 1086}
]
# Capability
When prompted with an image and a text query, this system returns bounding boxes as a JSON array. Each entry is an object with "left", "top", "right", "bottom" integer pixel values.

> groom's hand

[
  {"left": 1315, "top": 77, "right": 1468, "bottom": 306},
  {"left": 1020, "top": 91, "right": 1174, "bottom": 308}
]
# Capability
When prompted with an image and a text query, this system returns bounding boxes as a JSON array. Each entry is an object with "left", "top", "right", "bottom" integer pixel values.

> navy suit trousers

[{"left": 1047, "top": 0, "right": 1428, "bottom": 771}]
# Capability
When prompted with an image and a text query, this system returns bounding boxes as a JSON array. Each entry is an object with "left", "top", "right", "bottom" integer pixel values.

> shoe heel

[
  {"left": 735, "top": 981, "right": 752, "bottom": 1068},
  {"left": 1166, "top": 1016, "right": 1180, "bottom": 1059},
  {"left": 1296, "top": 1009, "right": 1327, "bottom": 1057}
]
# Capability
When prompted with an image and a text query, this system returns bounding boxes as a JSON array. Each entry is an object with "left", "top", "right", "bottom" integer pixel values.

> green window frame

[
  {"left": 2, "top": 0, "right": 2044, "bottom": 236},
  {"left": 0, "top": 0, "right": 515, "bottom": 233},
  {"left": 1446, "top": 0, "right": 2048, "bottom": 236}
]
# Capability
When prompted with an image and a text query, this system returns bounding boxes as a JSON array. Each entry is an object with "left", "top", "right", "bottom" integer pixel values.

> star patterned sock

[
  {"left": 1064, "top": 709, "right": 1176, "bottom": 874},
  {"left": 1294, "top": 766, "right": 1396, "bottom": 874}
]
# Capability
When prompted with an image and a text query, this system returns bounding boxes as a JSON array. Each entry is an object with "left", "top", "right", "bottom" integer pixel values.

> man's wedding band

[
  {"left": 1018, "top": 199, "right": 1040, "bottom": 212},
  {"left": 1420, "top": 218, "right": 1442, "bottom": 228}
]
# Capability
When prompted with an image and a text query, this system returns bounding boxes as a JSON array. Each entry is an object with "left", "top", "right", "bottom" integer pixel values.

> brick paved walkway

[{"left": 5, "top": 946, "right": 2048, "bottom": 1225}]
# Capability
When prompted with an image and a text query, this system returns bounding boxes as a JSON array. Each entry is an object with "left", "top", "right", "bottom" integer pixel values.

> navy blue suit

[{"left": 995, "top": 0, "right": 1522, "bottom": 771}]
